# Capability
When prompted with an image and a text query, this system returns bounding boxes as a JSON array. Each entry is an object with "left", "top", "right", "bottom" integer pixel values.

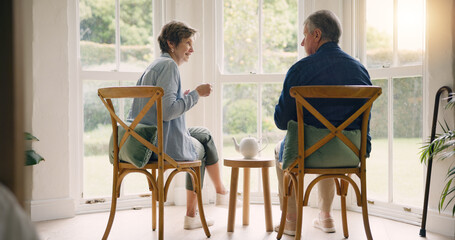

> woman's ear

[{"left": 167, "top": 40, "right": 175, "bottom": 52}]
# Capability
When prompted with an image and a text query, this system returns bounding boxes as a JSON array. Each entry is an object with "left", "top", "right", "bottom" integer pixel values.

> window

[
  {"left": 219, "top": 0, "right": 300, "bottom": 201},
  {"left": 80, "top": 0, "right": 154, "bottom": 72},
  {"left": 363, "top": 0, "right": 425, "bottom": 220},
  {"left": 79, "top": 0, "right": 156, "bottom": 202}
]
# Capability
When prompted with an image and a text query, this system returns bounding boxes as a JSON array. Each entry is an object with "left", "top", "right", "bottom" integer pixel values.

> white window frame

[
  {"left": 215, "top": 0, "right": 306, "bottom": 203},
  {"left": 215, "top": 0, "right": 427, "bottom": 225},
  {"left": 75, "top": 0, "right": 166, "bottom": 214},
  {"left": 347, "top": 0, "right": 426, "bottom": 225}
]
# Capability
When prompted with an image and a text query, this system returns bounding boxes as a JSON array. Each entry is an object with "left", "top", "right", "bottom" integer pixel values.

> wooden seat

[
  {"left": 98, "top": 86, "right": 210, "bottom": 240},
  {"left": 276, "top": 85, "right": 382, "bottom": 240}
]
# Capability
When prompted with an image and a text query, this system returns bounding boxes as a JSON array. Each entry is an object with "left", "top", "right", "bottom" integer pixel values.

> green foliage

[
  {"left": 84, "top": 124, "right": 112, "bottom": 156},
  {"left": 366, "top": 26, "right": 391, "bottom": 50},
  {"left": 393, "top": 77, "right": 423, "bottom": 138},
  {"left": 223, "top": 0, "right": 298, "bottom": 73},
  {"left": 369, "top": 79, "right": 388, "bottom": 138},
  {"left": 224, "top": 99, "right": 257, "bottom": 134},
  {"left": 80, "top": 0, "right": 154, "bottom": 69},
  {"left": 369, "top": 77, "right": 422, "bottom": 139},
  {"left": 84, "top": 81, "right": 113, "bottom": 132},
  {"left": 80, "top": 0, "right": 153, "bottom": 46},
  {"left": 25, "top": 132, "right": 44, "bottom": 166},
  {"left": 80, "top": 41, "right": 152, "bottom": 67},
  {"left": 80, "top": 41, "right": 115, "bottom": 66}
]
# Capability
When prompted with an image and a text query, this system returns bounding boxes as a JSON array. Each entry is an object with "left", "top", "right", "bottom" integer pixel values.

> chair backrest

[
  {"left": 289, "top": 85, "right": 382, "bottom": 170},
  {"left": 98, "top": 86, "right": 179, "bottom": 169}
]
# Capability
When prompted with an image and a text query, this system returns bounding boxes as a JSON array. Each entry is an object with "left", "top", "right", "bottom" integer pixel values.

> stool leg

[
  {"left": 227, "top": 167, "right": 239, "bottom": 232},
  {"left": 243, "top": 168, "right": 250, "bottom": 226},
  {"left": 261, "top": 167, "right": 273, "bottom": 232}
]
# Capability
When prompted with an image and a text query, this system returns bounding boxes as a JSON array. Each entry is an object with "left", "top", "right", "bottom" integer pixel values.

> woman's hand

[{"left": 195, "top": 83, "right": 212, "bottom": 97}]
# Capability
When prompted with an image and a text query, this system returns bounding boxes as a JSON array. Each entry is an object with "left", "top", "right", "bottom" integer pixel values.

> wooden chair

[
  {"left": 276, "top": 85, "right": 382, "bottom": 240},
  {"left": 98, "top": 86, "right": 211, "bottom": 240}
]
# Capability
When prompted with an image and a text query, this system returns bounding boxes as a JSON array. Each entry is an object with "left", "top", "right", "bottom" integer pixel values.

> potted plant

[{"left": 25, "top": 132, "right": 44, "bottom": 166}]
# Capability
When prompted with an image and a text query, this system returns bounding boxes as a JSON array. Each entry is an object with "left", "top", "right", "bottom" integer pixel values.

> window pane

[
  {"left": 84, "top": 80, "right": 146, "bottom": 198},
  {"left": 368, "top": 79, "right": 389, "bottom": 202},
  {"left": 83, "top": 80, "right": 120, "bottom": 198},
  {"left": 393, "top": 76, "right": 423, "bottom": 207},
  {"left": 261, "top": 83, "right": 285, "bottom": 192},
  {"left": 222, "top": 83, "right": 258, "bottom": 188},
  {"left": 80, "top": 0, "right": 116, "bottom": 71},
  {"left": 366, "top": 0, "right": 393, "bottom": 68},
  {"left": 223, "top": 0, "right": 259, "bottom": 74},
  {"left": 119, "top": 0, "right": 154, "bottom": 72},
  {"left": 119, "top": 81, "right": 151, "bottom": 195},
  {"left": 397, "top": 0, "right": 424, "bottom": 66},
  {"left": 262, "top": 0, "right": 298, "bottom": 73}
]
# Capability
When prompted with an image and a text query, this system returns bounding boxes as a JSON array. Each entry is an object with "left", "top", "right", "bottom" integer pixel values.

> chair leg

[
  {"left": 340, "top": 195, "right": 349, "bottom": 238},
  {"left": 194, "top": 167, "right": 211, "bottom": 238},
  {"left": 340, "top": 179, "right": 349, "bottom": 238},
  {"left": 361, "top": 180, "right": 373, "bottom": 240},
  {"left": 361, "top": 201, "right": 373, "bottom": 240},
  {"left": 152, "top": 169, "right": 157, "bottom": 231},
  {"left": 102, "top": 172, "right": 120, "bottom": 240},
  {"left": 158, "top": 169, "right": 164, "bottom": 240},
  {"left": 294, "top": 173, "right": 304, "bottom": 240},
  {"left": 277, "top": 174, "right": 290, "bottom": 240}
]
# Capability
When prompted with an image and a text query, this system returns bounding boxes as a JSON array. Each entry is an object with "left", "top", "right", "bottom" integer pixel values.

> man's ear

[{"left": 313, "top": 28, "right": 322, "bottom": 42}]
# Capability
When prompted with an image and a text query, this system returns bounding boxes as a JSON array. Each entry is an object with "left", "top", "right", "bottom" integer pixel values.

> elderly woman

[{"left": 128, "top": 21, "right": 230, "bottom": 229}]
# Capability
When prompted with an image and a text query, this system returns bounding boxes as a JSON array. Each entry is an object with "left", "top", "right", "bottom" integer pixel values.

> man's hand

[{"left": 195, "top": 83, "right": 212, "bottom": 97}]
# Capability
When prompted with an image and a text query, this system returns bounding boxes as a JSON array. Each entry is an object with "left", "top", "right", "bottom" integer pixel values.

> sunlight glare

[{"left": 397, "top": 0, "right": 424, "bottom": 50}]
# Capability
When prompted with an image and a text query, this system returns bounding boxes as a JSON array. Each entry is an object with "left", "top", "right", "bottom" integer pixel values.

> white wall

[
  {"left": 22, "top": 0, "right": 454, "bottom": 236},
  {"left": 26, "top": 0, "right": 75, "bottom": 221},
  {"left": 424, "top": 0, "right": 455, "bottom": 236}
]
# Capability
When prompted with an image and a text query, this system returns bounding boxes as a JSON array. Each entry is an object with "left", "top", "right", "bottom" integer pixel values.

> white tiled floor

[{"left": 35, "top": 204, "right": 453, "bottom": 240}]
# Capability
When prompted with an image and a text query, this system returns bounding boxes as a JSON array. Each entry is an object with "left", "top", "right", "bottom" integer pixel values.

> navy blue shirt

[{"left": 274, "top": 42, "right": 372, "bottom": 161}]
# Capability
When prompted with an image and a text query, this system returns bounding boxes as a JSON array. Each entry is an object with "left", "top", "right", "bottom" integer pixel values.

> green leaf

[
  {"left": 25, "top": 132, "right": 39, "bottom": 141},
  {"left": 25, "top": 150, "right": 45, "bottom": 166}
]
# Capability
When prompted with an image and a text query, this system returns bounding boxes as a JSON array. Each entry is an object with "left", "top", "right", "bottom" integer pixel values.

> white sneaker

[
  {"left": 215, "top": 191, "right": 242, "bottom": 207},
  {"left": 313, "top": 216, "right": 336, "bottom": 233},
  {"left": 274, "top": 219, "right": 296, "bottom": 236},
  {"left": 183, "top": 213, "right": 214, "bottom": 230}
]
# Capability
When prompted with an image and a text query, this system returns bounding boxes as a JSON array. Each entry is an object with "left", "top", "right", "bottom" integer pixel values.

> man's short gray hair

[{"left": 304, "top": 10, "right": 342, "bottom": 44}]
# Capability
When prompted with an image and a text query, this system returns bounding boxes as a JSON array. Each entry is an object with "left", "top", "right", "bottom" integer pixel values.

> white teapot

[{"left": 232, "top": 136, "right": 267, "bottom": 159}]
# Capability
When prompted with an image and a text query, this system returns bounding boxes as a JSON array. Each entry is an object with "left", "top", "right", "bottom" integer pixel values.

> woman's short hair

[
  {"left": 158, "top": 21, "right": 197, "bottom": 54},
  {"left": 304, "top": 10, "right": 342, "bottom": 44}
]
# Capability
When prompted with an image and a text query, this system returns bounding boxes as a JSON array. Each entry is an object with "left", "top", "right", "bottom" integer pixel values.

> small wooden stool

[{"left": 224, "top": 157, "right": 275, "bottom": 232}]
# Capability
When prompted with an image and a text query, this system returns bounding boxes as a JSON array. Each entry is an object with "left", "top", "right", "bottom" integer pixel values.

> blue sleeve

[
  {"left": 274, "top": 69, "right": 297, "bottom": 130},
  {"left": 155, "top": 62, "right": 199, "bottom": 121}
]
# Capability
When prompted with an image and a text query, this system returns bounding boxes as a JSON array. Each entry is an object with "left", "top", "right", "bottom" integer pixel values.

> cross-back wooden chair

[
  {"left": 98, "top": 86, "right": 211, "bottom": 240},
  {"left": 276, "top": 85, "right": 382, "bottom": 240}
]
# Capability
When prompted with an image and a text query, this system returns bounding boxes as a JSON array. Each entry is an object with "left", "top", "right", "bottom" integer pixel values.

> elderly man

[{"left": 274, "top": 10, "right": 372, "bottom": 236}]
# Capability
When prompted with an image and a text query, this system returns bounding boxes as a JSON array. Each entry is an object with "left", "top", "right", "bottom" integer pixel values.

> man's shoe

[
  {"left": 215, "top": 191, "right": 242, "bottom": 207},
  {"left": 274, "top": 219, "right": 296, "bottom": 236},
  {"left": 183, "top": 213, "right": 214, "bottom": 230},
  {"left": 313, "top": 216, "right": 336, "bottom": 233}
]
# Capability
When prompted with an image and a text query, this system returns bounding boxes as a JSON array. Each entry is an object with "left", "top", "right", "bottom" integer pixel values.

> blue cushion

[
  {"left": 109, "top": 123, "right": 157, "bottom": 168},
  {"left": 282, "top": 120, "right": 361, "bottom": 169}
]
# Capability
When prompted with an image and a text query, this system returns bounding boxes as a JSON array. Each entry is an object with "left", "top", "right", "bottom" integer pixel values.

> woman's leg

[
  {"left": 185, "top": 137, "right": 205, "bottom": 216},
  {"left": 206, "top": 162, "right": 227, "bottom": 194},
  {"left": 186, "top": 190, "right": 198, "bottom": 217},
  {"left": 188, "top": 127, "right": 226, "bottom": 194}
]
